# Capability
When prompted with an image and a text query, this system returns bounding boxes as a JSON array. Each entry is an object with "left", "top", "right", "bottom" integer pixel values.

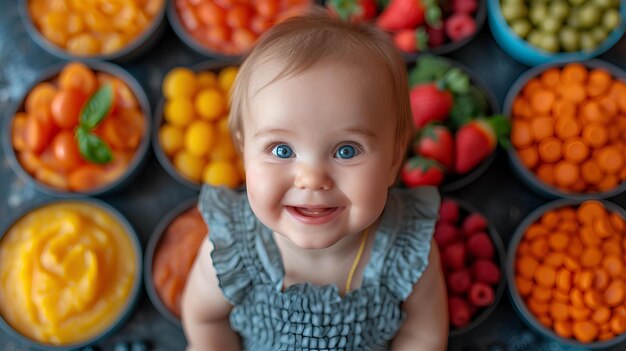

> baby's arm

[
  {"left": 391, "top": 240, "right": 448, "bottom": 351},
  {"left": 181, "top": 238, "right": 242, "bottom": 351}
]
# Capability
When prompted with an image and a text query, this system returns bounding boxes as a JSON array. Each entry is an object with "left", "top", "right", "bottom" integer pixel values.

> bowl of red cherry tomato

[{"left": 3, "top": 61, "right": 151, "bottom": 196}]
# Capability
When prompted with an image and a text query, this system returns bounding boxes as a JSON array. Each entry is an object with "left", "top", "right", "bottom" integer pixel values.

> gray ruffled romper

[{"left": 199, "top": 185, "right": 440, "bottom": 351}]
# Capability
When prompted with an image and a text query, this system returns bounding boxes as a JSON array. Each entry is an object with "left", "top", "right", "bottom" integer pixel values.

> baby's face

[{"left": 243, "top": 63, "right": 400, "bottom": 249}]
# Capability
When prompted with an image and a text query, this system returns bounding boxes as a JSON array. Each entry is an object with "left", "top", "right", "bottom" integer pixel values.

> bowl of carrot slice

[
  {"left": 505, "top": 60, "right": 626, "bottom": 200},
  {"left": 507, "top": 199, "right": 626, "bottom": 348},
  {"left": 2, "top": 61, "right": 151, "bottom": 196}
]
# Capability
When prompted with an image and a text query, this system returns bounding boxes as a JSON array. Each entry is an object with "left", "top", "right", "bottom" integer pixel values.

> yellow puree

[{"left": 0, "top": 203, "right": 137, "bottom": 345}]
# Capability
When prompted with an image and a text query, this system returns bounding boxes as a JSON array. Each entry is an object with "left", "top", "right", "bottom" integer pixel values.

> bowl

[
  {"left": 0, "top": 198, "right": 143, "bottom": 350},
  {"left": 436, "top": 197, "right": 506, "bottom": 337},
  {"left": 144, "top": 197, "right": 206, "bottom": 327},
  {"left": 153, "top": 61, "right": 244, "bottom": 191},
  {"left": 404, "top": 55, "right": 501, "bottom": 192},
  {"left": 487, "top": 0, "right": 626, "bottom": 66},
  {"left": 18, "top": 0, "right": 167, "bottom": 62},
  {"left": 504, "top": 59, "right": 626, "bottom": 200},
  {"left": 507, "top": 198, "right": 626, "bottom": 348},
  {"left": 167, "top": 0, "right": 314, "bottom": 60},
  {"left": 2, "top": 61, "right": 152, "bottom": 197}
]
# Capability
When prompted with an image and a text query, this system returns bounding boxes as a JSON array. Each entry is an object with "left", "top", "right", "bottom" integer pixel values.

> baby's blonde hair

[{"left": 229, "top": 7, "right": 413, "bottom": 160}]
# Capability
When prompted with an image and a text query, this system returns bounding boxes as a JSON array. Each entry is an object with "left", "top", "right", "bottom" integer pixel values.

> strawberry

[
  {"left": 439, "top": 198, "right": 460, "bottom": 224},
  {"left": 472, "top": 259, "right": 501, "bottom": 285},
  {"left": 466, "top": 232, "right": 495, "bottom": 259},
  {"left": 413, "top": 124, "right": 455, "bottom": 170},
  {"left": 376, "top": 0, "right": 425, "bottom": 31},
  {"left": 426, "top": 24, "right": 446, "bottom": 48},
  {"left": 468, "top": 282, "right": 495, "bottom": 307},
  {"left": 444, "top": 242, "right": 466, "bottom": 270},
  {"left": 454, "top": 115, "right": 510, "bottom": 174},
  {"left": 445, "top": 13, "right": 477, "bottom": 42},
  {"left": 400, "top": 156, "right": 445, "bottom": 187},
  {"left": 409, "top": 83, "right": 453, "bottom": 128},
  {"left": 393, "top": 28, "right": 428, "bottom": 53},
  {"left": 452, "top": 0, "right": 478, "bottom": 15},
  {"left": 447, "top": 268, "right": 472, "bottom": 294},
  {"left": 434, "top": 221, "right": 459, "bottom": 249},
  {"left": 328, "top": 0, "right": 378, "bottom": 23},
  {"left": 461, "top": 212, "right": 488, "bottom": 236},
  {"left": 449, "top": 296, "right": 471, "bottom": 328}
]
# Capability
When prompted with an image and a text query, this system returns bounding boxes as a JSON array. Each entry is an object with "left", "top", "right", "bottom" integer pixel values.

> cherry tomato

[
  {"left": 58, "top": 62, "right": 97, "bottom": 97},
  {"left": 68, "top": 165, "right": 106, "bottom": 191},
  {"left": 232, "top": 28, "right": 257, "bottom": 52},
  {"left": 12, "top": 113, "right": 28, "bottom": 152},
  {"left": 25, "top": 114, "right": 53, "bottom": 154},
  {"left": 51, "top": 88, "right": 86, "bottom": 128},
  {"left": 255, "top": 0, "right": 279, "bottom": 18},
  {"left": 25, "top": 83, "right": 57, "bottom": 116},
  {"left": 52, "top": 130, "right": 83, "bottom": 169},
  {"left": 226, "top": 5, "right": 252, "bottom": 28},
  {"left": 250, "top": 15, "right": 273, "bottom": 35},
  {"left": 205, "top": 24, "right": 231, "bottom": 47},
  {"left": 197, "top": 3, "right": 226, "bottom": 26}
]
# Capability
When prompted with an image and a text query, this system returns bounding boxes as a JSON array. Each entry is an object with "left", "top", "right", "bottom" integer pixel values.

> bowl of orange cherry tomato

[
  {"left": 505, "top": 60, "right": 626, "bottom": 200},
  {"left": 154, "top": 62, "right": 245, "bottom": 191},
  {"left": 508, "top": 199, "right": 626, "bottom": 348},
  {"left": 3, "top": 61, "right": 151, "bottom": 196},
  {"left": 19, "top": 0, "right": 166, "bottom": 61},
  {"left": 168, "top": 0, "right": 313, "bottom": 60},
  {"left": 144, "top": 197, "right": 207, "bottom": 327}
]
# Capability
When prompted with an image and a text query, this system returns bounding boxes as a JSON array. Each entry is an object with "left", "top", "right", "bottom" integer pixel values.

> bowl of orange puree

[{"left": 0, "top": 199, "right": 142, "bottom": 350}]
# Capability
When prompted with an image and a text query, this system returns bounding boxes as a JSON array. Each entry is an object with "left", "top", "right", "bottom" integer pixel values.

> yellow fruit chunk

[
  {"left": 197, "top": 71, "right": 217, "bottom": 89},
  {"left": 184, "top": 120, "right": 216, "bottom": 157},
  {"left": 218, "top": 66, "right": 239, "bottom": 94},
  {"left": 164, "top": 97, "right": 195, "bottom": 127},
  {"left": 203, "top": 160, "right": 241, "bottom": 188},
  {"left": 209, "top": 133, "right": 237, "bottom": 161},
  {"left": 195, "top": 88, "right": 225, "bottom": 121},
  {"left": 174, "top": 150, "right": 205, "bottom": 182},
  {"left": 162, "top": 68, "right": 198, "bottom": 99},
  {"left": 159, "top": 125, "right": 184, "bottom": 156}
]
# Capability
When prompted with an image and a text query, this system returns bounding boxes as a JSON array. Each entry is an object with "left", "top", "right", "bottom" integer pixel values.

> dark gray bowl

[
  {"left": 406, "top": 55, "right": 501, "bottom": 192},
  {"left": 153, "top": 61, "right": 240, "bottom": 191},
  {"left": 18, "top": 0, "right": 166, "bottom": 62},
  {"left": 446, "top": 197, "right": 506, "bottom": 338},
  {"left": 503, "top": 59, "right": 626, "bottom": 200},
  {"left": 2, "top": 61, "right": 152, "bottom": 197},
  {"left": 144, "top": 197, "right": 201, "bottom": 328},
  {"left": 506, "top": 199, "right": 626, "bottom": 349},
  {"left": 0, "top": 198, "right": 143, "bottom": 350}
]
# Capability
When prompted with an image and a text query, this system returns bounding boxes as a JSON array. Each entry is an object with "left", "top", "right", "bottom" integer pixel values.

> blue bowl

[
  {"left": 0, "top": 198, "right": 143, "bottom": 350},
  {"left": 18, "top": 0, "right": 166, "bottom": 62},
  {"left": 503, "top": 59, "right": 626, "bottom": 200},
  {"left": 487, "top": 0, "right": 626, "bottom": 66},
  {"left": 2, "top": 61, "right": 152, "bottom": 197},
  {"left": 507, "top": 199, "right": 626, "bottom": 349}
]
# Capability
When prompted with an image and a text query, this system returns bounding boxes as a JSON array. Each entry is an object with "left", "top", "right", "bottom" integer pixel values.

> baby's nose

[{"left": 293, "top": 163, "right": 333, "bottom": 191}]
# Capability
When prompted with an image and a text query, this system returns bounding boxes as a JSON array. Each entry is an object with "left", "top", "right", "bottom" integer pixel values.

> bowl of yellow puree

[{"left": 0, "top": 199, "right": 142, "bottom": 350}]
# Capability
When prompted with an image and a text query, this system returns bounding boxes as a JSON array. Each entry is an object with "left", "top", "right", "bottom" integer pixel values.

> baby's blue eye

[
  {"left": 272, "top": 144, "right": 293, "bottom": 158},
  {"left": 335, "top": 145, "right": 358, "bottom": 159}
]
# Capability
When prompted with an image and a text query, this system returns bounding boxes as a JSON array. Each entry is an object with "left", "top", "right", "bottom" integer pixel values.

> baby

[{"left": 182, "top": 8, "right": 448, "bottom": 351}]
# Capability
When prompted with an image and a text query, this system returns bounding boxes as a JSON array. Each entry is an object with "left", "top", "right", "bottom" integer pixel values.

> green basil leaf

[
  {"left": 80, "top": 83, "right": 113, "bottom": 129},
  {"left": 76, "top": 126, "right": 113, "bottom": 164}
]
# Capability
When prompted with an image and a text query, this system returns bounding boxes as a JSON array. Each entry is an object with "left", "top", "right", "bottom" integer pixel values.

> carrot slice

[
  {"left": 582, "top": 122, "right": 608, "bottom": 148},
  {"left": 512, "top": 96, "right": 533, "bottom": 119},
  {"left": 511, "top": 120, "right": 533, "bottom": 148},
  {"left": 523, "top": 78, "right": 543, "bottom": 99},
  {"left": 541, "top": 68, "right": 562, "bottom": 89},
  {"left": 538, "top": 137, "right": 562, "bottom": 163},
  {"left": 518, "top": 146, "right": 539, "bottom": 169},
  {"left": 530, "top": 116, "right": 555, "bottom": 142},
  {"left": 561, "top": 63, "right": 588, "bottom": 84},
  {"left": 581, "top": 159, "right": 604, "bottom": 185},
  {"left": 555, "top": 117, "right": 581, "bottom": 139},
  {"left": 552, "top": 98, "right": 576, "bottom": 119},
  {"left": 562, "top": 138, "right": 590, "bottom": 164},
  {"left": 596, "top": 146, "right": 623, "bottom": 174},
  {"left": 537, "top": 163, "right": 555, "bottom": 185},
  {"left": 530, "top": 89, "right": 556, "bottom": 114},
  {"left": 554, "top": 161, "right": 580, "bottom": 187},
  {"left": 558, "top": 84, "right": 587, "bottom": 105},
  {"left": 587, "top": 69, "right": 612, "bottom": 98}
]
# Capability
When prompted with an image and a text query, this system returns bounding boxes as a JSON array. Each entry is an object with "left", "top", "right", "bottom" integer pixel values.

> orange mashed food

[{"left": 0, "top": 202, "right": 138, "bottom": 345}]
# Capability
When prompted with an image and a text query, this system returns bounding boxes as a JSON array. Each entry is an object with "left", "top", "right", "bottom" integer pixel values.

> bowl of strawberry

[
  {"left": 327, "top": 0, "right": 485, "bottom": 57},
  {"left": 436, "top": 198, "right": 506, "bottom": 336},
  {"left": 400, "top": 55, "right": 508, "bottom": 191}
]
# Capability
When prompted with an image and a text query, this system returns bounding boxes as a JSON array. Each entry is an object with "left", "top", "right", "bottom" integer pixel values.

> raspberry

[
  {"left": 472, "top": 259, "right": 501, "bottom": 285},
  {"left": 447, "top": 268, "right": 472, "bottom": 294},
  {"left": 426, "top": 24, "right": 446, "bottom": 49},
  {"left": 434, "top": 221, "right": 459, "bottom": 249},
  {"left": 461, "top": 212, "right": 488, "bottom": 236},
  {"left": 468, "top": 282, "right": 495, "bottom": 307},
  {"left": 438, "top": 198, "right": 460, "bottom": 224},
  {"left": 444, "top": 242, "right": 467, "bottom": 270},
  {"left": 466, "top": 232, "right": 495, "bottom": 259},
  {"left": 449, "top": 296, "right": 471, "bottom": 328},
  {"left": 452, "top": 0, "right": 478, "bottom": 15},
  {"left": 445, "top": 13, "right": 477, "bottom": 42}
]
